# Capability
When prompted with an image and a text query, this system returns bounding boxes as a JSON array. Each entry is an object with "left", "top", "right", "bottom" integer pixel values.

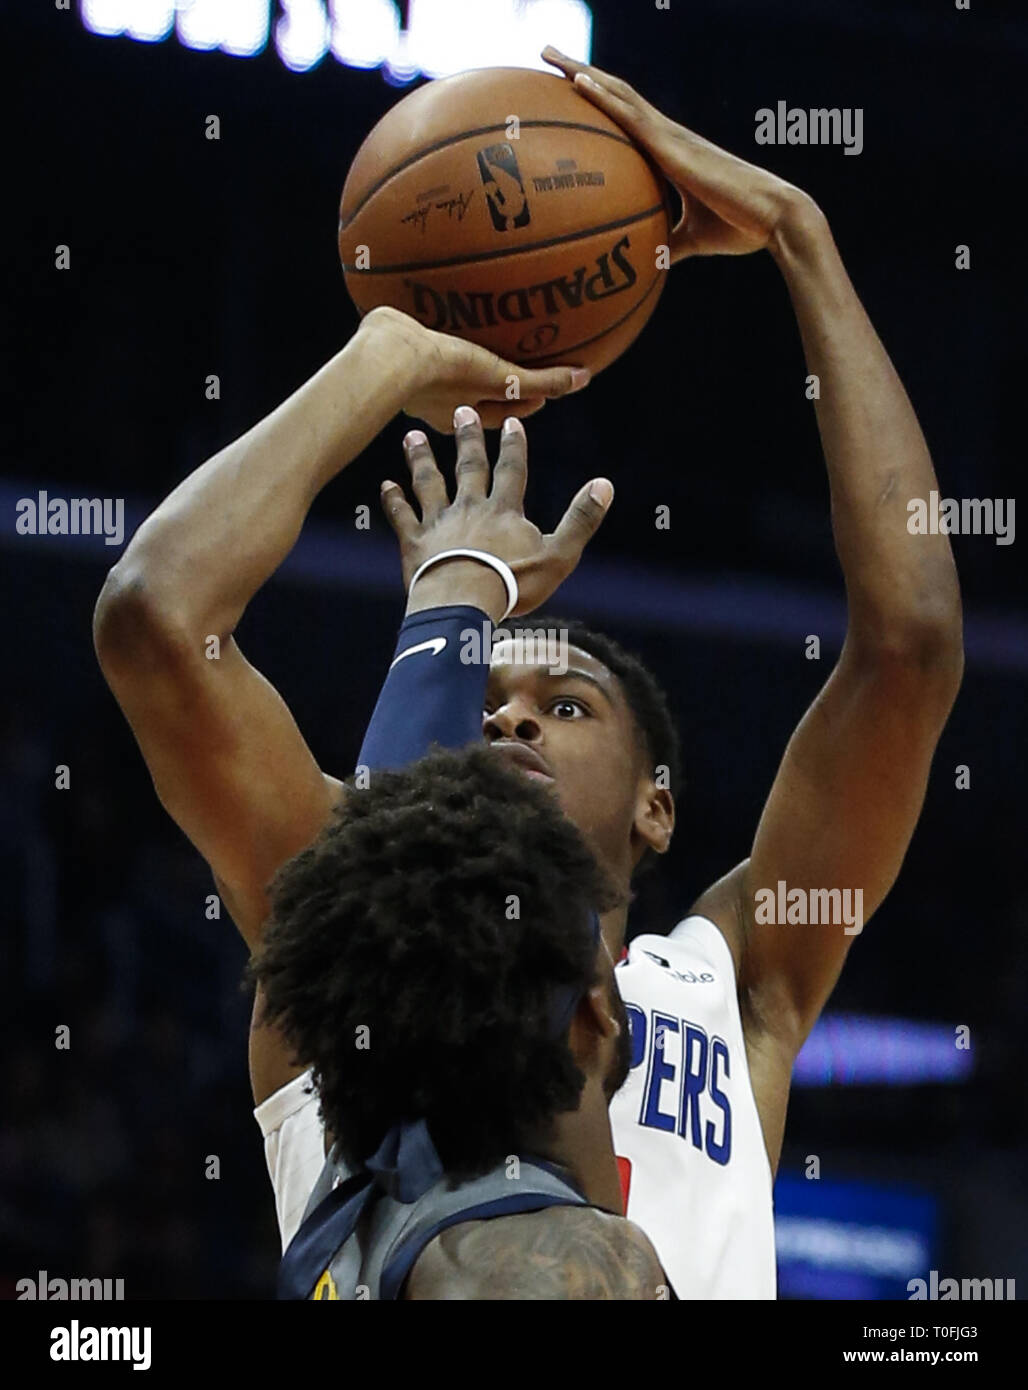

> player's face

[{"left": 484, "top": 639, "right": 650, "bottom": 881}]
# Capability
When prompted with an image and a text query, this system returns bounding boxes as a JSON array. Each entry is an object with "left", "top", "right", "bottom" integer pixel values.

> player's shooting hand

[
  {"left": 362, "top": 306, "right": 590, "bottom": 434},
  {"left": 542, "top": 46, "right": 819, "bottom": 260},
  {"left": 381, "top": 406, "right": 613, "bottom": 620}
]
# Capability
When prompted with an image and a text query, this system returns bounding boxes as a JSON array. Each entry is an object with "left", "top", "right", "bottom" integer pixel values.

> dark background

[{"left": 2, "top": 1, "right": 1024, "bottom": 1298}]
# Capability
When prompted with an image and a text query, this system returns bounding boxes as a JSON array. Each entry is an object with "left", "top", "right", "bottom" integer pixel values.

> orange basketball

[{"left": 339, "top": 67, "right": 673, "bottom": 376}]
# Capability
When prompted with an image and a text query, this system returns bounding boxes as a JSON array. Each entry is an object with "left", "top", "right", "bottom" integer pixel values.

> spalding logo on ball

[{"left": 339, "top": 68, "right": 674, "bottom": 376}]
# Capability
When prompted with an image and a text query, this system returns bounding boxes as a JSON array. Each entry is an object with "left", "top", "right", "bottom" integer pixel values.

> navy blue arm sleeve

[{"left": 357, "top": 606, "right": 493, "bottom": 772}]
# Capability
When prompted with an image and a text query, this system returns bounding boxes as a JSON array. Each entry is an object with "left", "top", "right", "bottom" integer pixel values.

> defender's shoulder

[{"left": 405, "top": 1205, "right": 668, "bottom": 1300}]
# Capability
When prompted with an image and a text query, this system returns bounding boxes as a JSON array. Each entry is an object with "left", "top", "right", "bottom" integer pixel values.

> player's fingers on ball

[
  {"left": 541, "top": 45, "right": 583, "bottom": 74},
  {"left": 540, "top": 45, "right": 593, "bottom": 83},
  {"left": 572, "top": 73, "right": 650, "bottom": 134},
  {"left": 452, "top": 405, "right": 490, "bottom": 500},
  {"left": 491, "top": 416, "right": 529, "bottom": 510},
  {"left": 540, "top": 48, "right": 644, "bottom": 130},
  {"left": 403, "top": 428, "right": 449, "bottom": 518},
  {"left": 541, "top": 46, "right": 637, "bottom": 102},
  {"left": 550, "top": 478, "right": 615, "bottom": 562},
  {"left": 380, "top": 479, "right": 418, "bottom": 540},
  {"left": 519, "top": 365, "right": 591, "bottom": 400}
]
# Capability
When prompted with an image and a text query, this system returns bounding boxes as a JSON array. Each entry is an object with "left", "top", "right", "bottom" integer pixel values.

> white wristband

[{"left": 408, "top": 548, "right": 519, "bottom": 621}]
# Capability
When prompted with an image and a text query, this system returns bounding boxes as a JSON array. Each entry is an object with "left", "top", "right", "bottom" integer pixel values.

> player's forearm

[
  {"left": 770, "top": 204, "right": 962, "bottom": 658},
  {"left": 104, "top": 310, "right": 420, "bottom": 639}
]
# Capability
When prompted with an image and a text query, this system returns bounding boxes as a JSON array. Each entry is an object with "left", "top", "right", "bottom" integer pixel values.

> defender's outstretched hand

[
  {"left": 363, "top": 306, "right": 590, "bottom": 434},
  {"left": 381, "top": 407, "right": 613, "bottom": 619},
  {"left": 542, "top": 46, "right": 816, "bottom": 260}
]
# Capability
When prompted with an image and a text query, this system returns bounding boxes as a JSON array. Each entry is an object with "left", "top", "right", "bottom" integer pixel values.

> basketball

[{"left": 339, "top": 68, "right": 673, "bottom": 376}]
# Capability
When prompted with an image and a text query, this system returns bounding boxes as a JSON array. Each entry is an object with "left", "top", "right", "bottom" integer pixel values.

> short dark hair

[
  {"left": 249, "top": 744, "right": 619, "bottom": 1181},
  {"left": 531, "top": 616, "right": 681, "bottom": 869}
]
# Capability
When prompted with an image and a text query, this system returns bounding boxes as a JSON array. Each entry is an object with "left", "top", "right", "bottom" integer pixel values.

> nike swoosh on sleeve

[{"left": 389, "top": 636, "right": 447, "bottom": 669}]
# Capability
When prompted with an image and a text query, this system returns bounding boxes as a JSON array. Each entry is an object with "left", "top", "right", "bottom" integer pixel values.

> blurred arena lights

[
  {"left": 79, "top": 0, "right": 593, "bottom": 80},
  {"left": 774, "top": 1177, "right": 938, "bottom": 1300},
  {"left": 793, "top": 1013, "right": 975, "bottom": 1088}
]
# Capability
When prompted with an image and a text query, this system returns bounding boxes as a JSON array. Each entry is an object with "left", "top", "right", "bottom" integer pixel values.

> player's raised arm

[
  {"left": 732, "top": 208, "right": 963, "bottom": 1027},
  {"left": 708, "top": 206, "right": 962, "bottom": 1166},
  {"left": 552, "top": 49, "right": 964, "bottom": 1170},
  {"left": 93, "top": 308, "right": 588, "bottom": 1101},
  {"left": 93, "top": 310, "right": 587, "bottom": 939}
]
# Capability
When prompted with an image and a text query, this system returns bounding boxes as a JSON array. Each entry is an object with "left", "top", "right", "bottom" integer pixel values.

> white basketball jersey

[
  {"left": 256, "top": 912, "right": 777, "bottom": 1297},
  {"left": 610, "top": 914, "right": 777, "bottom": 1298}
]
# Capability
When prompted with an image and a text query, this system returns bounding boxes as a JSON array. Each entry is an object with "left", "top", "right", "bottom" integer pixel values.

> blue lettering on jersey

[
  {"left": 625, "top": 1004, "right": 733, "bottom": 1165},
  {"left": 642, "top": 1013, "right": 678, "bottom": 1132},
  {"left": 706, "top": 1037, "right": 732, "bottom": 1165},
  {"left": 680, "top": 1024, "right": 707, "bottom": 1149}
]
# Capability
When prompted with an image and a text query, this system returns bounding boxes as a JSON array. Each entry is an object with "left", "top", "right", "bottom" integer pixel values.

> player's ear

[
  {"left": 576, "top": 981, "right": 621, "bottom": 1046},
  {"left": 632, "top": 775, "right": 674, "bottom": 858}
]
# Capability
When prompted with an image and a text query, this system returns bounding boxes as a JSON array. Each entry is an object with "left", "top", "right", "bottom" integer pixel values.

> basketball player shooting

[{"left": 93, "top": 52, "right": 963, "bottom": 1298}]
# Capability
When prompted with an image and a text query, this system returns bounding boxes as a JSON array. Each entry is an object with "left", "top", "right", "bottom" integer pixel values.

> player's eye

[{"left": 549, "top": 697, "right": 588, "bottom": 720}]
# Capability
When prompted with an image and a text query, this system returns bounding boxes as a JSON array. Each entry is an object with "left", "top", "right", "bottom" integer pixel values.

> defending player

[
  {"left": 94, "top": 57, "right": 963, "bottom": 1298},
  {"left": 250, "top": 744, "right": 670, "bottom": 1299}
]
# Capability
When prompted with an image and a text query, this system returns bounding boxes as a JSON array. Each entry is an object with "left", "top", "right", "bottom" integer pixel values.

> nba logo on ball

[
  {"left": 476, "top": 143, "right": 531, "bottom": 231},
  {"left": 339, "top": 68, "right": 672, "bottom": 374}
]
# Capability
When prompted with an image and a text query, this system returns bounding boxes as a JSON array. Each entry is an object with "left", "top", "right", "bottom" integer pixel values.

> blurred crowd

[{"left": 0, "top": 700, "right": 278, "bottom": 1299}]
